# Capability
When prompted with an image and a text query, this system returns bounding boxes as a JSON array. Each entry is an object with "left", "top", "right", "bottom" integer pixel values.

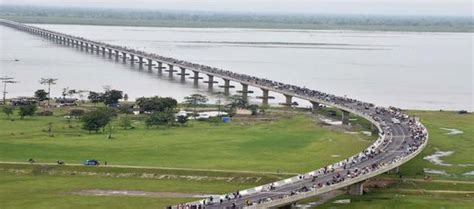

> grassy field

[
  {"left": 0, "top": 108, "right": 373, "bottom": 173},
  {"left": 317, "top": 110, "right": 474, "bottom": 209},
  {"left": 0, "top": 108, "right": 472, "bottom": 209}
]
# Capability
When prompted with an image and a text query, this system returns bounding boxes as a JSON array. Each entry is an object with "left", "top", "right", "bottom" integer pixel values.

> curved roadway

[{"left": 0, "top": 19, "right": 429, "bottom": 209}]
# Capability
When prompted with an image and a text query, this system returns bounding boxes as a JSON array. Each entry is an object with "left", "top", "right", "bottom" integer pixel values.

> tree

[
  {"left": 69, "top": 109, "right": 85, "bottom": 118},
  {"left": 2, "top": 106, "right": 14, "bottom": 119},
  {"left": 118, "top": 115, "right": 133, "bottom": 130},
  {"left": 68, "top": 89, "right": 77, "bottom": 98},
  {"left": 88, "top": 91, "right": 104, "bottom": 105},
  {"left": 34, "top": 89, "right": 49, "bottom": 103},
  {"left": 229, "top": 95, "right": 248, "bottom": 109},
  {"left": 248, "top": 104, "right": 259, "bottom": 116},
  {"left": 123, "top": 93, "right": 129, "bottom": 102},
  {"left": 103, "top": 89, "right": 123, "bottom": 106},
  {"left": 81, "top": 108, "right": 115, "bottom": 133},
  {"left": 39, "top": 78, "right": 58, "bottom": 107},
  {"left": 183, "top": 94, "right": 208, "bottom": 115},
  {"left": 18, "top": 105, "right": 37, "bottom": 119},
  {"left": 136, "top": 96, "right": 177, "bottom": 113},
  {"left": 145, "top": 111, "right": 175, "bottom": 128}
]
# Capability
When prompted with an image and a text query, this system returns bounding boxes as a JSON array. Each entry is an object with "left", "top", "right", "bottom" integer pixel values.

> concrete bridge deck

[{"left": 0, "top": 19, "right": 428, "bottom": 209}]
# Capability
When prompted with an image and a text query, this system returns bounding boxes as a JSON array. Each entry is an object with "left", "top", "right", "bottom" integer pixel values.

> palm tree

[{"left": 39, "top": 78, "right": 58, "bottom": 107}]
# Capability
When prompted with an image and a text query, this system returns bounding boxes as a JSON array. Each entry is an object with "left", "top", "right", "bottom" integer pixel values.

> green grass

[
  {"left": 318, "top": 192, "right": 474, "bottom": 209},
  {"left": 316, "top": 110, "right": 474, "bottom": 209},
  {"left": 0, "top": 171, "right": 254, "bottom": 209},
  {"left": 1, "top": 108, "right": 473, "bottom": 209},
  {"left": 0, "top": 108, "right": 373, "bottom": 173},
  {"left": 399, "top": 110, "right": 474, "bottom": 179}
]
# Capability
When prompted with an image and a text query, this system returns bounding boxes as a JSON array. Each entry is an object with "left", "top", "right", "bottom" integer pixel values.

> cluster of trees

[
  {"left": 2, "top": 104, "right": 38, "bottom": 119},
  {"left": 88, "top": 89, "right": 125, "bottom": 106}
]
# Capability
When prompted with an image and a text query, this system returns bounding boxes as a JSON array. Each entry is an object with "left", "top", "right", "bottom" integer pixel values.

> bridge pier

[
  {"left": 257, "top": 88, "right": 275, "bottom": 106},
  {"left": 189, "top": 71, "right": 203, "bottom": 86},
  {"left": 95, "top": 45, "right": 100, "bottom": 55},
  {"left": 115, "top": 50, "right": 119, "bottom": 61},
  {"left": 130, "top": 54, "right": 135, "bottom": 65},
  {"left": 101, "top": 47, "right": 106, "bottom": 56},
  {"left": 80, "top": 42, "right": 84, "bottom": 50},
  {"left": 311, "top": 101, "right": 320, "bottom": 113},
  {"left": 122, "top": 52, "right": 127, "bottom": 63},
  {"left": 147, "top": 59, "right": 153, "bottom": 71},
  {"left": 218, "top": 79, "right": 235, "bottom": 95},
  {"left": 341, "top": 110, "right": 350, "bottom": 125},
  {"left": 85, "top": 43, "right": 89, "bottom": 52},
  {"left": 138, "top": 57, "right": 144, "bottom": 69},
  {"left": 388, "top": 166, "right": 400, "bottom": 174},
  {"left": 177, "top": 67, "right": 189, "bottom": 82},
  {"left": 157, "top": 62, "right": 163, "bottom": 75},
  {"left": 281, "top": 94, "right": 293, "bottom": 106},
  {"left": 108, "top": 48, "right": 112, "bottom": 58},
  {"left": 349, "top": 181, "right": 364, "bottom": 195},
  {"left": 204, "top": 75, "right": 218, "bottom": 89},
  {"left": 237, "top": 83, "right": 254, "bottom": 101},
  {"left": 166, "top": 64, "right": 178, "bottom": 77}
]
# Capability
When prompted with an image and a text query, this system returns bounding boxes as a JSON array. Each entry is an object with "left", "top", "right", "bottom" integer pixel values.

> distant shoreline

[{"left": 2, "top": 5, "right": 472, "bottom": 33}]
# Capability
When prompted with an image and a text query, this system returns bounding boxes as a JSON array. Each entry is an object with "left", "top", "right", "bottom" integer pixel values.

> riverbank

[
  {"left": 0, "top": 6, "right": 472, "bottom": 32},
  {"left": 0, "top": 107, "right": 472, "bottom": 208}
]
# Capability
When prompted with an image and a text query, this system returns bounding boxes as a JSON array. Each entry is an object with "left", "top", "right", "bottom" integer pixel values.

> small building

[
  {"left": 11, "top": 97, "right": 37, "bottom": 106},
  {"left": 56, "top": 98, "right": 78, "bottom": 107}
]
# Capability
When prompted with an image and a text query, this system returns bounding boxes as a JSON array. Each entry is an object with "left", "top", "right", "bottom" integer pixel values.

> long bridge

[{"left": 0, "top": 19, "right": 428, "bottom": 209}]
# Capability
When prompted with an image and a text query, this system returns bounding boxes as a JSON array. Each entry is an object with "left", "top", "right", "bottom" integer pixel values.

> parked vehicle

[{"left": 83, "top": 159, "right": 100, "bottom": 166}]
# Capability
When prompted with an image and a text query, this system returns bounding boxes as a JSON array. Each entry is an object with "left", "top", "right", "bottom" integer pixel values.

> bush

[
  {"left": 18, "top": 105, "right": 37, "bottom": 119},
  {"left": 69, "top": 109, "right": 85, "bottom": 118},
  {"left": 37, "top": 110, "right": 53, "bottom": 116}
]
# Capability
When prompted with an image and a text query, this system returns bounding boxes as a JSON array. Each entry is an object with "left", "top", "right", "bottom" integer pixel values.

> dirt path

[
  {"left": 0, "top": 161, "right": 297, "bottom": 176},
  {"left": 397, "top": 189, "right": 474, "bottom": 194},
  {"left": 381, "top": 177, "right": 474, "bottom": 185},
  {"left": 72, "top": 189, "right": 215, "bottom": 198}
]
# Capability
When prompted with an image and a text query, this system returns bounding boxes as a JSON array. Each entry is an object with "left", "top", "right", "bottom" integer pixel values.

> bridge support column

[
  {"left": 311, "top": 101, "right": 320, "bottom": 113},
  {"left": 130, "top": 54, "right": 135, "bottom": 65},
  {"left": 147, "top": 59, "right": 153, "bottom": 71},
  {"left": 237, "top": 84, "right": 253, "bottom": 101},
  {"left": 138, "top": 57, "right": 144, "bottom": 69},
  {"left": 349, "top": 182, "right": 364, "bottom": 195},
  {"left": 157, "top": 62, "right": 163, "bottom": 75},
  {"left": 341, "top": 110, "right": 350, "bottom": 125},
  {"left": 85, "top": 43, "right": 89, "bottom": 52},
  {"left": 167, "top": 64, "right": 176, "bottom": 77},
  {"left": 114, "top": 50, "right": 119, "bottom": 61},
  {"left": 80, "top": 42, "right": 84, "bottom": 50},
  {"left": 204, "top": 75, "right": 218, "bottom": 89},
  {"left": 178, "top": 67, "right": 189, "bottom": 82},
  {"left": 96, "top": 45, "right": 100, "bottom": 55},
  {"left": 257, "top": 89, "right": 274, "bottom": 106},
  {"left": 108, "top": 49, "right": 112, "bottom": 58},
  {"left": 281, "top": 94, "right": 292, "bottom": 106},
  {"left": 122, "top": 52, "right": 127, "bottom": 63},
  {"left": 101, "top": 47, "right": 106, "bottom": 56},
  {"left": 218, "top": 79, "right": 234, "bottom": 95},
  {"left": 190, "top": 71, "right": 203, "bottom": 86},
  {"left": 388, "top": 166, "right": 400, "bottom": 174}
]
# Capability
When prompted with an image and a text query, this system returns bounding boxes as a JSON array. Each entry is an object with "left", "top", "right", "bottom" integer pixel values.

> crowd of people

[{"left": 4, "top": 20, "right": 428, "bottom": 209}]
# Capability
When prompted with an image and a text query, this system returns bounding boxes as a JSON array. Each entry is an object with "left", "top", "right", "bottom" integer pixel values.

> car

[
  {"left": 83, "top": 159, "right": 100, "bottom": 166},
  {"left": 391, "top": 118, "right": 401, "bottom": 124}
]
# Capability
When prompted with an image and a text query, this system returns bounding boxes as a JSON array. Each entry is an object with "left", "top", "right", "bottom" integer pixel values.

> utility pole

[{"left": 0, "top": 76, "right": 17, "bottom": 104}]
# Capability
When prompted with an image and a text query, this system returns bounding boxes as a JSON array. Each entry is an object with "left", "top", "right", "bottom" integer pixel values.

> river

[{"left": 1, "top": 24, "right": 472, "bottom": 110}]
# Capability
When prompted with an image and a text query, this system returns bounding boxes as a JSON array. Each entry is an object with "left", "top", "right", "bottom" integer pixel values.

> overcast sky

[{"left": 2, "top": 0, "right": 472, "bottom": 16}]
